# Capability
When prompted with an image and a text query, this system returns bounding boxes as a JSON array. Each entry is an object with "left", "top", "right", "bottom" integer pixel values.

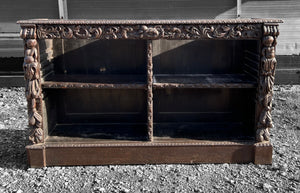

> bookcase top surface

[{"left": 17, "top": 18, "right": 283, "bottom": 25}]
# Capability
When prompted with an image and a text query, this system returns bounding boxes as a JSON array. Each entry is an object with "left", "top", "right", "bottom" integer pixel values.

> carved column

[
  {"left": 147, "top": 40, "right": 153, "bottom": 141},
  {"left": 21, "top": 24, "right": 43, "bottom": 144},
  {"left": 256, "top": 24, "right": 279, "bottom": 142}
]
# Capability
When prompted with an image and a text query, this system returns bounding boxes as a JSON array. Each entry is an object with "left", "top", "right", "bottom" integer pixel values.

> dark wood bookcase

[{"left": 18, "top": 19, "right": 282, "bottom": 167}]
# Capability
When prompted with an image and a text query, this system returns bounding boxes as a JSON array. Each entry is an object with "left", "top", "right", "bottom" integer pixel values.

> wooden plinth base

[{"left": 26, "top": 138, "right": 272, "bottom": 167}]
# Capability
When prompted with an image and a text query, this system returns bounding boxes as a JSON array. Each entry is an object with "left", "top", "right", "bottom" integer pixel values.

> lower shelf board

[
  {"left": 26, "top": 138, "right": 272, "bottom": 167},
  {"left": 153, "top": 74, "right": 257, "bottom": 88},
  {"left": 49, "top": 123, "right": 148, "bottom": 141},
  {"left": 42, "top": 74, "right": 147, "bottom": 89}
]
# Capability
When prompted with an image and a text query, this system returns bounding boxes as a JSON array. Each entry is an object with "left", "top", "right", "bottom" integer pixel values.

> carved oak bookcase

[{"left": 17, "top": 19, "right": 282, "bottom": 167}]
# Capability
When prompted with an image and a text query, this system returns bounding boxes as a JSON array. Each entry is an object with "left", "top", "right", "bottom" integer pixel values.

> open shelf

[
  {"left": 42, "top": 74, "right": 146, "bottom": 89},
  {"left": 40, "top": 39, "right": 260, "bottom": 142},
  {"left": 153, "top": 74, "right": 257, "bottom": 88},
  {"left": 41, "top": 39, "right": 148, "bottom": 89},
  {"left": 46, "top": 122, "right": 254, "bottom": 142},
  {"left": 44, "top": 88, "right": 148, "bottom": 140},
  {"left": 153, "top": 88, "right": 256, "bottom": 140}
]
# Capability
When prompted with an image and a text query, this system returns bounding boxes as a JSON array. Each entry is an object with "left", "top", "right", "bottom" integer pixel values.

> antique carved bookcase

[{"left": 17, "top": 19, "right": 282, "bottom": 167}]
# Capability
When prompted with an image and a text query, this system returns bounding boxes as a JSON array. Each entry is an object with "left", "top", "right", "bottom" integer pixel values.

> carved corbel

[
  {"left": 20, "top": 24, "right": 37, "bottom": 39},
  {"left": 21, "top": 25, "right": 43, "bottom": 144},
  {"left": 256, "top": 24, "right": 279, "bottom": 142}
]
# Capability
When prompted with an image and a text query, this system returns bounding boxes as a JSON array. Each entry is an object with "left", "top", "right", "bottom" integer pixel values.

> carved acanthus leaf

[{"left": 36, "top": 24, "right": 262, "bottom": 40}]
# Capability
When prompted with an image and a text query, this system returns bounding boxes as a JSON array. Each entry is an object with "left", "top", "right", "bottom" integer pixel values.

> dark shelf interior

[
  {"left": 41, "top": 39, "right": 260, "bottom": 141},
  {"left": 153, "top": 88, "right": 256, "bottom": 139},
  {"left": 48, "top": 39, "right": 147, "bottom": 76},
  {"left": 44, "top": 89, "right": 148, "bottom": 140},
  {"left": 153, "top": 40, "right": 243, "bottom": 74},
  {"left": 152, "top": 40, "right": 260, "bottom": 83}
]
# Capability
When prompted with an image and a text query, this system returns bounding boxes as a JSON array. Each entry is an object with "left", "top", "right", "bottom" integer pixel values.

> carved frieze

[
  {"left": 256, "top": 24, "right": 278, "bottom": 142},
  {"left": 23, "top": 39, "right": 43, "bottom": 144},
  {"left": 36, "top": 24, "right": 262, "bottom": 40}
]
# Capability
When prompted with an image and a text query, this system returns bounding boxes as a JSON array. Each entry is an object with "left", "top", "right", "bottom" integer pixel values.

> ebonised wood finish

[{"left": 18, "top": 19, "right": 282, "bottom": 167}]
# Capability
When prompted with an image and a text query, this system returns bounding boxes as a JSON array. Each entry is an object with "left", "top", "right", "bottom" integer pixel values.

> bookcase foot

[{"left": 254, "top": 142, "right": 273, "bottom": 165}]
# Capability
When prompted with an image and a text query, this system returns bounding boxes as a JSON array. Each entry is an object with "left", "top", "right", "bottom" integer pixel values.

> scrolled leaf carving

[
  {"left": 60, "top": 26, "right": 73, "bottom": 39},
  {"left": 120, "top": 26, "right": 134, "bottom": 39},
  {"left": 89, "top": 26, "right": 102, "bottom": 38},
  {"left": 139, "top": 25, "right": 163, "bottom": 39},
  {"left": 197, "top": 24, "right": 261, "bottom": 39},
  {"left": 104, "top": 26, "right": 120, "bottom": 39},
  {"left": 36, "top": 23, "right": 262, "bottom": 40},
  {"left": 163, "top": 26, "right": 182, "bottom": 38},
  {"left": 37, "top": 26, "right": 59, "bottom": 38}
]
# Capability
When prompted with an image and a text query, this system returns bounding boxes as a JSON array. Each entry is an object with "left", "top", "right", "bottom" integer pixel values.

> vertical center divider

[{"left": 147, "top": 40, "right": 153, "bottom": 141}]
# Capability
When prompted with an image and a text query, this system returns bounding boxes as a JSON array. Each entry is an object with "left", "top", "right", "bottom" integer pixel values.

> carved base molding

[{"left": 26, "top": 140, "right": 273, "bottom": 167}]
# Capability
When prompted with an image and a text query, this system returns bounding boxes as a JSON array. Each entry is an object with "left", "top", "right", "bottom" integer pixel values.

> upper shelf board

[{"left": 153, "top": 74, "right": 257, "bottom": 88}]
